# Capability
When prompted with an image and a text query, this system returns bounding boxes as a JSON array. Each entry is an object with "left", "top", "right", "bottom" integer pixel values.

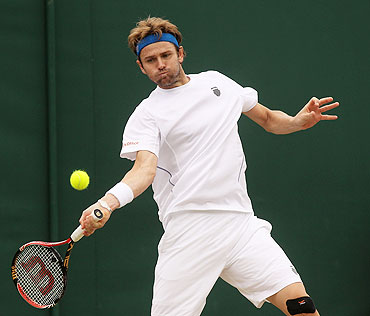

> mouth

[{"left": 158, "top": 71, "right": 168, "bottom": 76}]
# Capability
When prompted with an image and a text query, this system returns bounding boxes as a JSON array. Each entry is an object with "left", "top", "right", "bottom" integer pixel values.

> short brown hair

[{"left": 128, "top": 17, "right": 183, "bottom": 56}]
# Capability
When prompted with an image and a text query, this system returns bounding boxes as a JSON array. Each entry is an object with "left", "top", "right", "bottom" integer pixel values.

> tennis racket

[{"left": 11, "top": 209, "right": 103, "bottom": 309}]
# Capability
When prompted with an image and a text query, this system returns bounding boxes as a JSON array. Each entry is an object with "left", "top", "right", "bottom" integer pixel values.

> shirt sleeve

[
  {"left": 240, "top": 87, "right": 258, "bottom": 112},
  {"left": 213, "top": 71, "right": 258, "bottom": 113},
  {"left": 120, "top": 105, "right": 160, "bottom": 161}
]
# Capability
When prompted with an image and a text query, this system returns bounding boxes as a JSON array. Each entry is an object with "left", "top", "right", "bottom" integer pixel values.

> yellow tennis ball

[{"left": 70, "top": 170, "right": 90, "bottom": 191}]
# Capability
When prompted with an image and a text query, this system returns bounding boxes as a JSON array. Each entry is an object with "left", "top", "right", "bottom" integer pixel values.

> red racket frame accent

[
  {"left": 19, "top": 238, "right": 71, "bottom": 250},
  {"left": 17, "top": 283, "right": 49, "bottom": 309}
]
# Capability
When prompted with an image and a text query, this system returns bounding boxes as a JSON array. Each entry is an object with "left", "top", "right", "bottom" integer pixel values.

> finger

[
  {"left": 79, "top": 212, "right": 88, "bottom": 228},
  {"left": 83, "top": 230, "right": 93, "bottom": 237},
  {"left": 79, "top": 215, "right": 84, "bottom": 226},
  {"left": 306, "top": 97, "right": 319, "bottom": 110},
  {"left": 79, "top": 217, "right": 85, "bottom": 229},
  {"left": 319, "top": 102, "right": 339, "bottom": 113},
  {"left": 87, "top": 211, "right": 106, "bottom": 229},
  {"left": 83, "top": 220, "right": 95, "bottom": 235},
  {"left": 319, "top": 97, "right": 334, "bottom": 105},
  {"left": 321, "top": 114, "right": 338, "bottom": 120}
]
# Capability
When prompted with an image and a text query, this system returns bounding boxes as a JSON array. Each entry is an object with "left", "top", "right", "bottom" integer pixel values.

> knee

[{"left": 286, "top": 296, "right": 316, "bottom": 315}]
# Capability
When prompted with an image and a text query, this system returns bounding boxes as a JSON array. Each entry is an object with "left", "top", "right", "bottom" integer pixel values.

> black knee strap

[{"left": 286, "top": 296, "right": 316, "bottom": 315}]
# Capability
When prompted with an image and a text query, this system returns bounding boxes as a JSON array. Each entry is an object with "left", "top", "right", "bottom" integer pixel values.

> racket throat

[{"left": 63, "top": 241, "right": 75, "bottom": 270}]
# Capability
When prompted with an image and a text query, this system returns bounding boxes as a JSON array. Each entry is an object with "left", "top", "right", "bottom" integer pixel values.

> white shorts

[{"left": 151, "top": 211, "right": 302, "bottom": 316}]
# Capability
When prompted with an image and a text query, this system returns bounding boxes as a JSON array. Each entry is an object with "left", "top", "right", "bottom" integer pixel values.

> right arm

[
  {"left": 121, "top": 150, "right": 158, "bottom": 198},
  {"left": 79, "top": 150, "right": 158, "bottom": 235}
]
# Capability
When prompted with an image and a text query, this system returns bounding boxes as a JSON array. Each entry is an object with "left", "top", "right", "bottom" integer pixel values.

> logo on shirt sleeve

[
  {"left": 211, "top": 87, "right": 221, "bottom": 97},
  {"left": 123, "top": 141, "right": 139, "bottom": 147}
]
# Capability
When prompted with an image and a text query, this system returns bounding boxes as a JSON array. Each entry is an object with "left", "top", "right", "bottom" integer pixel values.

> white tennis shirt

[{"left": 120, "top": 71, "right": 258, "bottom": 223}]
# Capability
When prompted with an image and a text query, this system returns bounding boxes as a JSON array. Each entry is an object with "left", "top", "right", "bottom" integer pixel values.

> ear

[
  {"left": 136, "top": 59, "right": 147, "bottom": 75},
  {"left": 178, "top": 46, "right": 185, "bottom": 64}
]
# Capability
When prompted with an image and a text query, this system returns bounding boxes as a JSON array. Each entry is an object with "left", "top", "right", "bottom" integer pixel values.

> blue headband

[{"left": 136, "top": 33, "right": 179, "bottom": 56}]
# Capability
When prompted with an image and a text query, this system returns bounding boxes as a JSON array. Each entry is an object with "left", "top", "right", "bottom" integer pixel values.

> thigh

[
  {"left": 151, "top": 251, "right": 222, "bottom": 316},
  {"left": 151, "top": 211, "right": 242, "bottom": 316},
  {"left": 220, "top": 217, "right": 302, "bottom": 308}
]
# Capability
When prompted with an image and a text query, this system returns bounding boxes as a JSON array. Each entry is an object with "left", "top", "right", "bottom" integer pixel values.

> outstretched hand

[{"left": 295, "top": 97, "right": 339, "bottom": 130}]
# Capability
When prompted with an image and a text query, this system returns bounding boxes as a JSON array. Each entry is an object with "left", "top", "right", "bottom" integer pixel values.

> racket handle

[{"left": 70, "top": 209, "right": 104, "bottom": 242}]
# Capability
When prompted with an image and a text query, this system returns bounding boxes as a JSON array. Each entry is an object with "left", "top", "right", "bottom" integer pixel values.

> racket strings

[{"left": 15, "top": 244, "right": 65, "bottom": 307}]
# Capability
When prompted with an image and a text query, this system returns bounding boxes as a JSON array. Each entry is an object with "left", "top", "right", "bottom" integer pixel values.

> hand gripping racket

[{"left": 11, "top": 209, "right": 103, "bottom": 309}]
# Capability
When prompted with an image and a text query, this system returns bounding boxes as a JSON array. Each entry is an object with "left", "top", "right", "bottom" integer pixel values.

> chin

[{"left": 158, "top": 78, "right": 176, "bottom": 88}]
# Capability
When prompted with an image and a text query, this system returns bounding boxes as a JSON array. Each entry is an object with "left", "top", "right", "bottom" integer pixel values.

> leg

[
  {"left": 151, "top": 211, "right": 243, "bottom": 316},
  {"left": 267, "top": 282, "right": 320, "bottom": 316},
  {"left": 220, "top": 217, "right": 303, "bottom": 308}
]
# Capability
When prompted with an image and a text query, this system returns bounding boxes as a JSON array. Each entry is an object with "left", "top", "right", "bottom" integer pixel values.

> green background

[{"left": 1, "top": 0, "right": 369, "bottom": 315}]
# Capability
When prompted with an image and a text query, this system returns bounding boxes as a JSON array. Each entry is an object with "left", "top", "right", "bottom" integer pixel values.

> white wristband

[
  {"left": 106, "top": 182, "right": 134, "bottom": 208},
  {"left": 98, "top": 199, "right": 112, "bottom": 213}
]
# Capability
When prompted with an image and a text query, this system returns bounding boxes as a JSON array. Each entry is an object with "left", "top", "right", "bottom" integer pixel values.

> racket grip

[{"left": 70, "top": 209, "right": 104, "bottom": 242}]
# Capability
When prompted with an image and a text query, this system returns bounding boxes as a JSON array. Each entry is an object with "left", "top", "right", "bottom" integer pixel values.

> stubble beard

[{"left": 155, "top": 63, "right": 182, "bottom": 89}]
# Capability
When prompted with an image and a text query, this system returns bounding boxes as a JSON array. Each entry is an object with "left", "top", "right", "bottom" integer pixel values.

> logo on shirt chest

[{"left": 211, "top": 86, "right": 221, "bottom": 97}]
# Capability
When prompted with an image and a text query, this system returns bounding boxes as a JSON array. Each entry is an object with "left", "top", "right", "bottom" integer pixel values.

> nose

[{"left": 157, "top": 57, "right": 165, "bottom": 70}]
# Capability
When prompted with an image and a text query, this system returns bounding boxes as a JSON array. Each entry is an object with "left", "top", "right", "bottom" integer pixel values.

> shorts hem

[{"left": 252, "top": 277, "right": 303, "bottom": 308}]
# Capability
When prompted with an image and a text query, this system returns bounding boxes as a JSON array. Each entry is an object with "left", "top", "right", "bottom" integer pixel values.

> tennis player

[{"left": 80, "top": 17, "right": 339, "bottom": 316}]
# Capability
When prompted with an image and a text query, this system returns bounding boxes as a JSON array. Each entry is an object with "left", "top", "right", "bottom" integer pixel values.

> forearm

[
  {"left": 99, "top": 167, "right": 154, "bottom": 212},
  {"left": 80, "top": 170, "right": 148, "bottom": 233},
  {"left": 121, "top": 164, "right": 156, "bottom": 198},
  {"left": 99, "top": 151, "right": 157, "bottom": 212},
  {"left": 245, "top": 103, "right": 301, "bottom": 135},
  {"left": 264, "top": 110, "right": 301, "bottom": 135},
  {"left": 81, "top": 151, "right": 157, "bottom": 235}
]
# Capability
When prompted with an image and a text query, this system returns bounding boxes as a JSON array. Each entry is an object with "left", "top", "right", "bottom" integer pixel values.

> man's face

[{"left": 137, "top": 41, "right": 185, "bottom": 89}]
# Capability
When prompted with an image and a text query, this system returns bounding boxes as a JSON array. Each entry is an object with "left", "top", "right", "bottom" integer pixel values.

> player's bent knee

[{"left": 286, "top": 296, "right": 316, "bottom": 315}]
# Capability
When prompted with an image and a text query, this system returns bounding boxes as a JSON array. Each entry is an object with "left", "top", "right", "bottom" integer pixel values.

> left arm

[{"left": 244, "top": 97, "right": 339, "bottom": 134}]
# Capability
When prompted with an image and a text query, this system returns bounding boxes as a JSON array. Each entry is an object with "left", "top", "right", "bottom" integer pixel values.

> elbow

[
  {"left": 259, "top": 109, "right": 275, "bottom": 133},
  {"left": 142, "top": 163, "right": 156, "bottom": 186},
  {"left": 263, "top": 123, "right": 274, "bottom": 134},
  {"left": 264, "top": 125, "right": 283, "bottom": 134},
  {"left": 262, "top": 119, "right": 276, "bottom": 134},
  {"left": 147, "top": 167, "right": 156, "bottom": 184}
]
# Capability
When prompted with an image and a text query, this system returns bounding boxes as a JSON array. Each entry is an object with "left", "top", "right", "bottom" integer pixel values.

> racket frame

[
  {"left": 11, "top": 209, "right": 103, "bottom": 309},
  {"left": 11, "top": 238, "right": 74, "bottom": 309}
]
